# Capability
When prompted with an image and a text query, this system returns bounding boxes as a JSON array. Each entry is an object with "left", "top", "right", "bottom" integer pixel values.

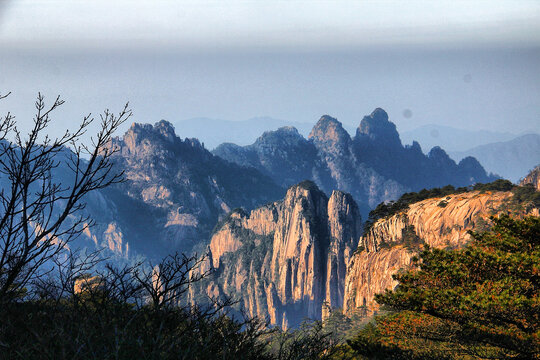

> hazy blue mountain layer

[
  {"left": 172, "top": 117, "right": 317, "bottom": 150},
  {"left": 401, "top": 124, "right": 517, "bottom": 153},
  {"left": 99, "top": 121, "right": 284, "bottom": 257},
  {"left": 450, "top": 134, "right": 540, "bottom": 183},
  {"left": 214, "top": 108, "right": 496, "bottom": 215}
]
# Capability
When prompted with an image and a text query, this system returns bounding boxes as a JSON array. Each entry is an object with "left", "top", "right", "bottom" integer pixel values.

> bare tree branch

[{"left": 0, "top": 92, "right": 131, "bottom": 302}]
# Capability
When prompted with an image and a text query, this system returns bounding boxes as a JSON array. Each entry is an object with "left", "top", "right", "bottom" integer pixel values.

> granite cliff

[
  {"left": 343, "top": 187, "right": 538, "bottom": 315},
  {"left": 195, "top": 181, "right": 362, "bottom": 328}
]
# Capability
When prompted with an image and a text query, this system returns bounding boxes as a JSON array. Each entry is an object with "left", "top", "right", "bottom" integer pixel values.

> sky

[{"left": 0, "top": 0, "right": 539, "bottom": 141}]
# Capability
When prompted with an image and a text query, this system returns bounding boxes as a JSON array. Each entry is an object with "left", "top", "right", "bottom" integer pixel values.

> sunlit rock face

[
  {"left": 74, "top": 275, "right": 103, "bottom": 294},
  {"left": 215, "top": 108, "right": 495, "bottom": 217},
  {"left": 343, "top": 248, "right": 414, "bottom": 314},
  {"left": 520, "top": 165, "right": 540, "bottom": 191},
  {"left": 343, "top": 190, "right": 530, "bottom": 315},
  {"left": 200, "top": 181, "right": 361, "bottom": 328}
]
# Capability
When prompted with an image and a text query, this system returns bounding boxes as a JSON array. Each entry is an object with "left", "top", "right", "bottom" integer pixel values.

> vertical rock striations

[
  {"left": 343, "top": 190, "right": 527, "bottom": 315},
  {"left": 325, "top": 191, "right": 362, "bottom": 309},
  {"left": 203, "top": 181, "right": 361, "bottom": 327}
]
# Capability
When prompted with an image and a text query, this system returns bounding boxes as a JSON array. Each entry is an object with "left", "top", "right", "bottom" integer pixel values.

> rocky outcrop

[
  {"left": 343, "top": 190, "right": 528, "bottom": 315},
  {"left": 58, "top": 121, "right": 284, "bottom": 261},
  {"left": 200, "top": 181, "right": 361, "bottom": 327},
  {"left": 355, "top": 108, "right": 401, "bottom": 149},
  {"left": 343, "top": 247, "right": 414, "bottom": 313},
  {"left": 208, "top": 213, "right": 245, "bottom": 268},
  {"left": 214, "top": 127, "right": 318, "bottom": 187},
  {"left": 361, "top": 191, "right": 512, "bottom": 251},
  {"left": 325, "top": 191, "right": 361, "bottom": 309},
  {"left": 520, "top": 165, "right": 540, "bottom": 190},
  {"left": 214, "top": 109, "right": 495, "bottom": 216}
]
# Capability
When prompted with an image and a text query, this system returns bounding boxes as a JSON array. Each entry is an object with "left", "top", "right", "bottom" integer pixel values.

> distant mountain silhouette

[
  {"left": 401, "top": 124, "right": 516, "bottom": 152},
  {"left": 172, "top": 117, "right": 315, "bottom": 150},
  {"left": 450, "top": 134, "right": 540, "bottom": 182},
  {"left": 214, "top": 109, "right": 495, "bottom": 216}
]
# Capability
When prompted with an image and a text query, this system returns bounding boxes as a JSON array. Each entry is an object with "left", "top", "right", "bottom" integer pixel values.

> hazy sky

[
  {"left": 2, "top": 0, "right": 540, "bottom": 50},
  {"left": 0, "top": 0, "right": 539, "bottom": 140}
]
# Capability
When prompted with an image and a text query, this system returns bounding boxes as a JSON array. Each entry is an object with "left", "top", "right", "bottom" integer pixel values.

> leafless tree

[
  {"left": 133, "top": 252, "right": 212, "bottom": 309},
  {"left": 0, "top": 92, "right": 131, "bottom": 302},
  {"left": 31, "top": 248, "right": 104, "bottom": 302}
]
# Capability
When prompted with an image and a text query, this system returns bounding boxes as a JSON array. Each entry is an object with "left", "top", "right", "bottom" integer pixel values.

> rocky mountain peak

[
  {"left": 291, "top": 179, "right": 323, "bottom": 193},
  {"left": 128, "top": 120, "right": 176, "bottom": 142},
  {"left": 428, "top": 146, "right": 453, "bottom": 164},
  {"left": 409, "top": 140, "right": 423, "bottom": 153},
  {"left": 255, "top": 126, "right": 302, "bottom": 146},
  {"left": 119, "top": 121, "right": 179, "bottom": 158},
  {"left": 116, "top": 120, "right": 210, "bottom": 162},
  {"left": 154, "top": 120, "right": 177, "bottom": 143},
  {"left": 284, "top": 180, "right": 328, "bottom": 211},
  {"left": 311, "top": 115, "right": 341, "bottom": 131},
  {"left": 457, "top": 156, "right": 490, "bottom": 182},
  {"left": 370, "top": 107, "right": 389, "bottom": 122},
  {"left": 277, "top": 125, "right": 299, "bottom": 134},
  {"left": 215, "top": 108, "right": 496, "bottom": 216},
  {"left": 309, "top": 115, "right": 351, "bottom": 148},
  {"left": 203, "top": 180, "right": 361, "bottom": 327},
  {"left": 355, "top": 108, "right": 401, "bottom": 147}
]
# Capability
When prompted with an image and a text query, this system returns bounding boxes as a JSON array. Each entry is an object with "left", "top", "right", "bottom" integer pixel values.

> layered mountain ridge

[
  {"left": 71, "top": 112, "right": 504, "bottom": 327},
  {"left": 214, "top": 108, "right": 495, "bottom": 215},
  {"left": 72, "top": 121, "right": 285, "bottom": 260},
  {"left": 450, "top": 133, "right": 540, "bottom": 182},
  {"left": 82, "top": 110, "right": 494, "bottom": 260}
]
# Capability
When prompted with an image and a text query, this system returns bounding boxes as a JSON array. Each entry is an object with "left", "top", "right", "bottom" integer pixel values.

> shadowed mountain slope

[
  {"left": 94, "top": 121, "right": 285, "bottom": 257},
  {"left": 214, "top": 109, "right": 495, "bottom": 215}
]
